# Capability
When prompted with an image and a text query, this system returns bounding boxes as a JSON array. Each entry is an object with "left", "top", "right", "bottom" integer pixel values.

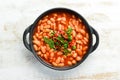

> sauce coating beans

[{"left": 32, "top": 12, "right": 89, "bottom": 67}]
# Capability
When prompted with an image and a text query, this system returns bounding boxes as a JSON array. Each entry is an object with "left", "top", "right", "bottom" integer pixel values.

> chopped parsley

[
  {"left": 63, "top": 42, "right": 68, "bottom": 49},
  {"left": 43, "top": 37, "right": 55, "bottom": 49},
  {"left": 72, "top": 45, "right": 76, "bottom": 50},
  {"left": 55, "top": 42, "right": 59, "bottom": 46},
  {"left": 56, "top": 35, "right": 65, "bottom": 44},
  {"left": 66, "top": 27, "right": 73, "bottom": 41},
  {"left": 63, "top": 49, "right": 71, "bottom": 55},
  {"left": 66, "top": 27, "right": 73, "bottom": 35},
  {"left": 43, "top": 26, "right": 74, "bottom": 56}
]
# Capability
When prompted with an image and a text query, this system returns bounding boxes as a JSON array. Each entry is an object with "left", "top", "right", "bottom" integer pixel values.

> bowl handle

[
  {"left": 23, "top": 24, "right": 33, "bottom": 52},
  {"left": 90, "top": 26, "right": 99, "bottom": 53}
]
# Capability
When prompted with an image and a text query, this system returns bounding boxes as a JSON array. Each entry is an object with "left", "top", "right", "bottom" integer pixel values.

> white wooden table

[{"left": 0, "top": 0, "right": 120, "bottom": 80}]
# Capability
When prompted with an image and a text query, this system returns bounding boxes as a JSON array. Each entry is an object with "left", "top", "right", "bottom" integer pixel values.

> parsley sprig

[
  {"left": 43, "top": 26, "right": 73, "bottom": 55},
  {"left": 66, "top": 27, "right": 73, "bottom": 41},
  {"left": 43, "top": 37, "right": 55, "bottom": 49}
]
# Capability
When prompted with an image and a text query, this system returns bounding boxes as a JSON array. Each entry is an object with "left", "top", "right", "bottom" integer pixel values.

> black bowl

[{"left": 23, "top": 8, "right": 99, "bottom": 70}]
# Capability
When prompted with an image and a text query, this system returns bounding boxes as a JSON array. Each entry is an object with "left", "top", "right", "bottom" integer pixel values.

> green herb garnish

[
  {"left": 57, "top": 35, "right": 69, "bottom": 49},
  {"left": 66, "top": 26, "right": 73, "bottom": 34},
  {"left": 68, "top": 35, "right": 72, "bottom": 41},
  {"left": 63, "top": 42, "right": 68, "bottom": 49},
  {"left": 72, "top": 45, "right": 76, "bottom": 50},
  {"left": 55, "top": 42, "right": 59, "bottom": 46},
  {"left": 66, "top": 27, "right": 73, "bottom": 41},
  {"left": 63, "top": 49, "right": 71, "bottom": 55},
  {"left": 43, "top": 37, "right": 55, "bottom": 49},
  {"left": 43, "top": 27, "right": 74, "bottom": 56},
  {"left": 56, "top": 35, "right": 65, "bottom": 44}
]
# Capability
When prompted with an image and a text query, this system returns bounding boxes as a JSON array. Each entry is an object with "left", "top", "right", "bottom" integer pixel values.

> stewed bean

[
  {"left": 46, "top": 44, "right": 50, "bottom": 51},
  {"left": 68, "top": 61, "right": 72, "bottom": 65},
  {"left": 72, "top": 52, "right": 77, "bottom": 58},
  {"left": 33, "top": 44, "right": 38, "bottom": 51},
  {"left": 40, "top": 46, "right": 46, "bottom": 53},
  {"left": 76, "top": 33, "right": 83, "bottom": 40},
  {"left": 61, "top": 57, "right": 64, "bottom": 63},
  {"left": 58, "top": 63, "right": 64, "bottom": 67},
  {"left": 43, "top": 54, "right": 48, "bottom": 60},
  {"left": 56, "top": 57, "right": 61, "bottom": 64},
  {"left": 52, "top": 62, "right": 57, "bottom": 66},
  {"left": 57, "top": 51, "right": 63, "bottom": 56},
  {"left": 76, "top": 49, "right": 83, "bottom": 56},
  {"left": 32, "top": 11, "right": 89, "bottom": 67},
  {"left": 76, "top": 56, "right": 82, "bottom": 61},
  {"left": 72, "top": 60, "right": 76, "bottom": 64},
  {"left": 37, "top": 51, "right": 42, "bottom": 56}
]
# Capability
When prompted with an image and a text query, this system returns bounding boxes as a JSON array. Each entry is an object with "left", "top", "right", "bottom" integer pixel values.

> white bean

[
  {"left": 68, "top": 61, "right": 72, "bottom": 65},
  {"left": 33, "top": 40, "right": 40, "bottom": 46},
  {"left": 52, "top": 62, "right": 57, "bottom": 66},
  {"left": 40, "top": 25, "right": 44, "bottom": 31},
  {"left": 56, "top": 57, "right": 61, "bottom": 64},
  {"left": 41, "top": 46, "right": 46, "bottom": 53},
  {"left": 72, "top": 30, "right": 76, "bottom": 38},
  {"left": 57, "top": 51, "right": 63, "bottom": 56},
  {"left": 37, "top": 51, "right": 42, "bottom": 56},
  {"left": 76, "top": 56, "right": 82, "bottom": 61},
  {"left": 33, "top": 44, "right": 38, "bottom": 51},
  {"left": 76, "top": 49, "right": 82, "bottom": 56},
  {"left": 50, "top": 52, "right": 54, "bottom": 58},
  {"left": 72, "top": 60, "right": 76, "bottom": 64},
  {"left": 72, "top": 52, "right": 77, "bottom": 58},
  {"left": 60, "top": 58, "right": 64, "bottom": 63},
  {"left": 58, "top": 63, "right": 64, "bottom": 67},
  {"left": 50, "top": 18, "right": 55, "bottom": 22},
  {"left": 44, "top": 54, "right": 47, "bottom": 60},
  {"left": 76, "top": 40, "right": 82, "bottom": 44},
  {"left": 80, "top": 29, "right": 86, "bottom": 35},
  {"left": 76, "top": 33, "right": 82, "bottom": 40},
  {"left": 83, "top": 46, "right": 88, "bottom": 51},
  {"left": 47, "top": 20, "right": 51, "bottom": 25},
  {"left": 84, "top": 37, "right": 89, "bottom": 43}
]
